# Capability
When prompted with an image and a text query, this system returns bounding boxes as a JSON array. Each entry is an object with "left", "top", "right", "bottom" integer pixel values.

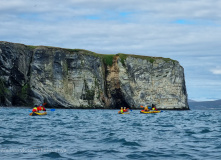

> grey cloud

[{"left": 1, "top": 0, "right": 221, "bottom": 101}]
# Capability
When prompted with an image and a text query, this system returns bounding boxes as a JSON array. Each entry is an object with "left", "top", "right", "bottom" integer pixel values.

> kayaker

[
  {"left": 32, "top": 104, "right": 46, "bottom": 112},
  {"left": 37, "top": 104, "right": 47, "bottom": 112},
  {"left": 152, "top": 104, "right": 158, "bottom": 111},
  {"left": 144, "top": 106, "right": 150, "bottom": 111},
  {"left": 123, "top": 107, "right": 128, "bottom": 112},
  {"left": 120, "top": 107, "right": 124, "bottom": 113},
  {"left": 32, "top": 105, "right": 38, "bottom": 112}
]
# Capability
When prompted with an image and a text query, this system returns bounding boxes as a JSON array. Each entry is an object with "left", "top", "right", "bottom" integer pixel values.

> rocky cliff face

[{"left": 0, "top": 41, "right": 189, "bottom": 109}]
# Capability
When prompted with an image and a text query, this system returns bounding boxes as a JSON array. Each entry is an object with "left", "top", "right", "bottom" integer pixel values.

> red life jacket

[
  {"left": 37, "top": 106, "right": 46, "bottom": 111},
  {"left": 32, "top": 107, "right": 38, "bottom": 112}
]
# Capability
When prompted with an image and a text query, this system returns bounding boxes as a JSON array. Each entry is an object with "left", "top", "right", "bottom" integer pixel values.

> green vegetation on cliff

[
  {"left": 27, "top": 45, "right": 38, "bottom": 50},
  {"left": 66, "top": 48, "right": 116, "bottom": 66},
  {"left": 0, "top": 78, "right": 9, "bottom": 96},
  {"left": 117, "top": 53, "right": 177, "bottom": 65},
  {"left": 20, "top": 84, "right": 30, "bottom": 100},
  {"left": 65, "top": 49, "right": 177, "bottom": 66},
  {"left": 26, "top": 44, "right": 177, "bottom": 66},
  {"left": 0, "top": 78, "right": 9, "bottom": 104}
]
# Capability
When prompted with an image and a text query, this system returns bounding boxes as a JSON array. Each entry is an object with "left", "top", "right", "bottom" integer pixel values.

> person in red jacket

[
  {"left": 123, "top": 107, "right": 128, "bottom": 112},
  {"left": 32, "top": 103, "right": 46, "bottom": 112},
  {"left": 151, "top": 104, "right": 158, "bottom": 111},
  {"left": 32, "top": 105, "right": 38, "bottom": 112},
  {"left": 37, "top": 104, "right": 46, "bottom": 112}
]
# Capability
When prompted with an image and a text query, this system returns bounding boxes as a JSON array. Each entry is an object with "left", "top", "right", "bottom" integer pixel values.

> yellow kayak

[
  {"left": 140, "top": 110, "right": 161, "bottom": 114},
  {"left": 29, "top": 112, "right": 47, "bottom": 116},
  {"left": 119, "top": 112, "right": 130, "bottom": 114},
  {"left": 118, "top": 111, "right": 130, "bottom": 114}
]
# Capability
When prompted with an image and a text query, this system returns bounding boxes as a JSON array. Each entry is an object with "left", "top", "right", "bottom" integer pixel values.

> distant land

[
  {"left": 188, "top": 99, "right": 197, "bottom": 102},
  {"left": 188, "top": 99, "right": 221, "bottom": 110}
]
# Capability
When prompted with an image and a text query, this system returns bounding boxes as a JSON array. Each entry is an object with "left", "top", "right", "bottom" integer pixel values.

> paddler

[
  {"left": 144, "top": 106, "right": 150, "bottom": 111},
  {"left": 32, "top": 105, "right": 38, "bottom": 112},
  {"left": 152, "top": 104, "right": 158, "bottom": 111},
  {"left": 120, "top": 107, "right": 124, "bottom": 113},
  {"left": 123, "top": 107, "right": 128, "bottom": 112},
  {"left": 32, "top": 103, "right": 46, "bottom": 113}
]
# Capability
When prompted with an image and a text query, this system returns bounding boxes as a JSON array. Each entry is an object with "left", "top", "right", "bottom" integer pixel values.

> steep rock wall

[
  {"left": 118, "top": 57, "right": 188, "bottom": 109},
  {"left": 0, "top": 42, "right": 32, "bottom": 105},
  {"left": 0, "top": 41, "right": 189, "bottom": 109},
  {"left": 29, "top": 46, "right": 106, "bottom": 108}
]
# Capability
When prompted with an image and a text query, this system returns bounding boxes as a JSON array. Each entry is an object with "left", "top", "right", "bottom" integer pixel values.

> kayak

[
  {"left": 118, "top": 112, "right": 130, "bottom": 114},
  {"left": 118, "top": 111, "right": 130, "bottom": 114},
  {"left": 140, "top": 110, "right": 161, "bottom": 114},
  {"left": 29, "top": 112, "right": 47, "bottom": 116}
]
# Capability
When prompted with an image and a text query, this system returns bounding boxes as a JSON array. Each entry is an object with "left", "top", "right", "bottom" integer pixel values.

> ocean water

[{"left": 0, "top": 108, "right": 221, "bottom": 160}]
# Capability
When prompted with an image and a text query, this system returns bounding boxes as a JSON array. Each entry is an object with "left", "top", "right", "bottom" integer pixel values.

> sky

[{"left": 0, "top": 0, "right": 221, "bottom": 101}]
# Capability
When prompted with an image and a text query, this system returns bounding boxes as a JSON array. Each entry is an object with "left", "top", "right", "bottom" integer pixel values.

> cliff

[{"left": 0, "top": 41, "right": 189, "bottom": 109}]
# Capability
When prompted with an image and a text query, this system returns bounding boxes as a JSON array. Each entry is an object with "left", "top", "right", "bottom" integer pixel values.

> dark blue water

[{"left": 0, "top": 108, "right": 221, "bottom": 160}]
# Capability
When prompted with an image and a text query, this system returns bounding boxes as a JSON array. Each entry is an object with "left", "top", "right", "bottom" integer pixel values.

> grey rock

[{"left": 0, "top": 41, "right": 189, "bottom": 109}]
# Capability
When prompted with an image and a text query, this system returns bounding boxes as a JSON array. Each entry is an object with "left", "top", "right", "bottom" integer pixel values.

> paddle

[
  {"left": 130, "top": 105, "right": 136, "bottom": 111},
  {"left": 29, "top": 109, "right": 55, "bottom": 112},
  {"left": 140, "top": 105, "right": 152, "bottom": 111},
  {"left": 41, "top": 103, "right": 56, "bottom": 111},
  {"left": 42, "top": 103, "right": 56, "bottom": 111}
]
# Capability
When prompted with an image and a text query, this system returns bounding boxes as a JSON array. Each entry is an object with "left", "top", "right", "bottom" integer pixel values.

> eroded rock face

[
  {"left": 29, "top": 47, "right": 106, "bottom": 108},
  {"left": 106, "top": 56, "right": 130, "bottom": 108},
  {"left": 0, "top": 42, "right": 32, "bottom": 106},
  {"left": 0, "top": 41, "right": 189, "bottom": 109},
  {"left": 118, "top": 57, "right": 188, "bottom": 109}
]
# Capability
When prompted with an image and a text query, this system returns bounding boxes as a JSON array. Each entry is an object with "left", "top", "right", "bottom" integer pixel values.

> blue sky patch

[
  {"left": 85, "top": 15, "right": 100, "bottom": 20},
  {"left": 119, "top": 12, "right": 132, "bottom": 17},
  {"left": 18, "top": 13, "right": 41, "bottom": 21},
  {"left": 173, "top": 19, "right": 195, "bottom": 25},
  {"left": 173, "top": 19, "right": 219, "bottom": 27}
]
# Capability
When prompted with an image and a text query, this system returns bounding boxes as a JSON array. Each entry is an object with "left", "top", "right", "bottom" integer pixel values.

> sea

[{"left": 0, "top": 107, "right": 221, "bottom": 160}]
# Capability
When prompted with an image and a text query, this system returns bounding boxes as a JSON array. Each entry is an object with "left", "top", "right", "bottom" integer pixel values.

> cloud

[
  {"left": 1, "top": 0, "right": 221, "bottom": 100},
  {"left": 210, "top": 68, "right": 221, "bottom": 74},
  {"left": 1, "top": 0, "right": 221, "bottom": 56}
]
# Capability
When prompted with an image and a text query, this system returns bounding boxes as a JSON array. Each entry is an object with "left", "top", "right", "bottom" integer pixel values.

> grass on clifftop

[
  {"left": 27, "top": 45, "right": 38, "bottom": 50},
  {"left": 65, "top": 49, "right": 177, "bottom": 66},
  {"left": 26, "top": 44, "right": 177, "bottom": 66},
  {"left": 65, "top": 49, "right": 116, "bottom": 66},
  {"left": 117, "top": 53, "right": 177, "bottom": 65}
]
